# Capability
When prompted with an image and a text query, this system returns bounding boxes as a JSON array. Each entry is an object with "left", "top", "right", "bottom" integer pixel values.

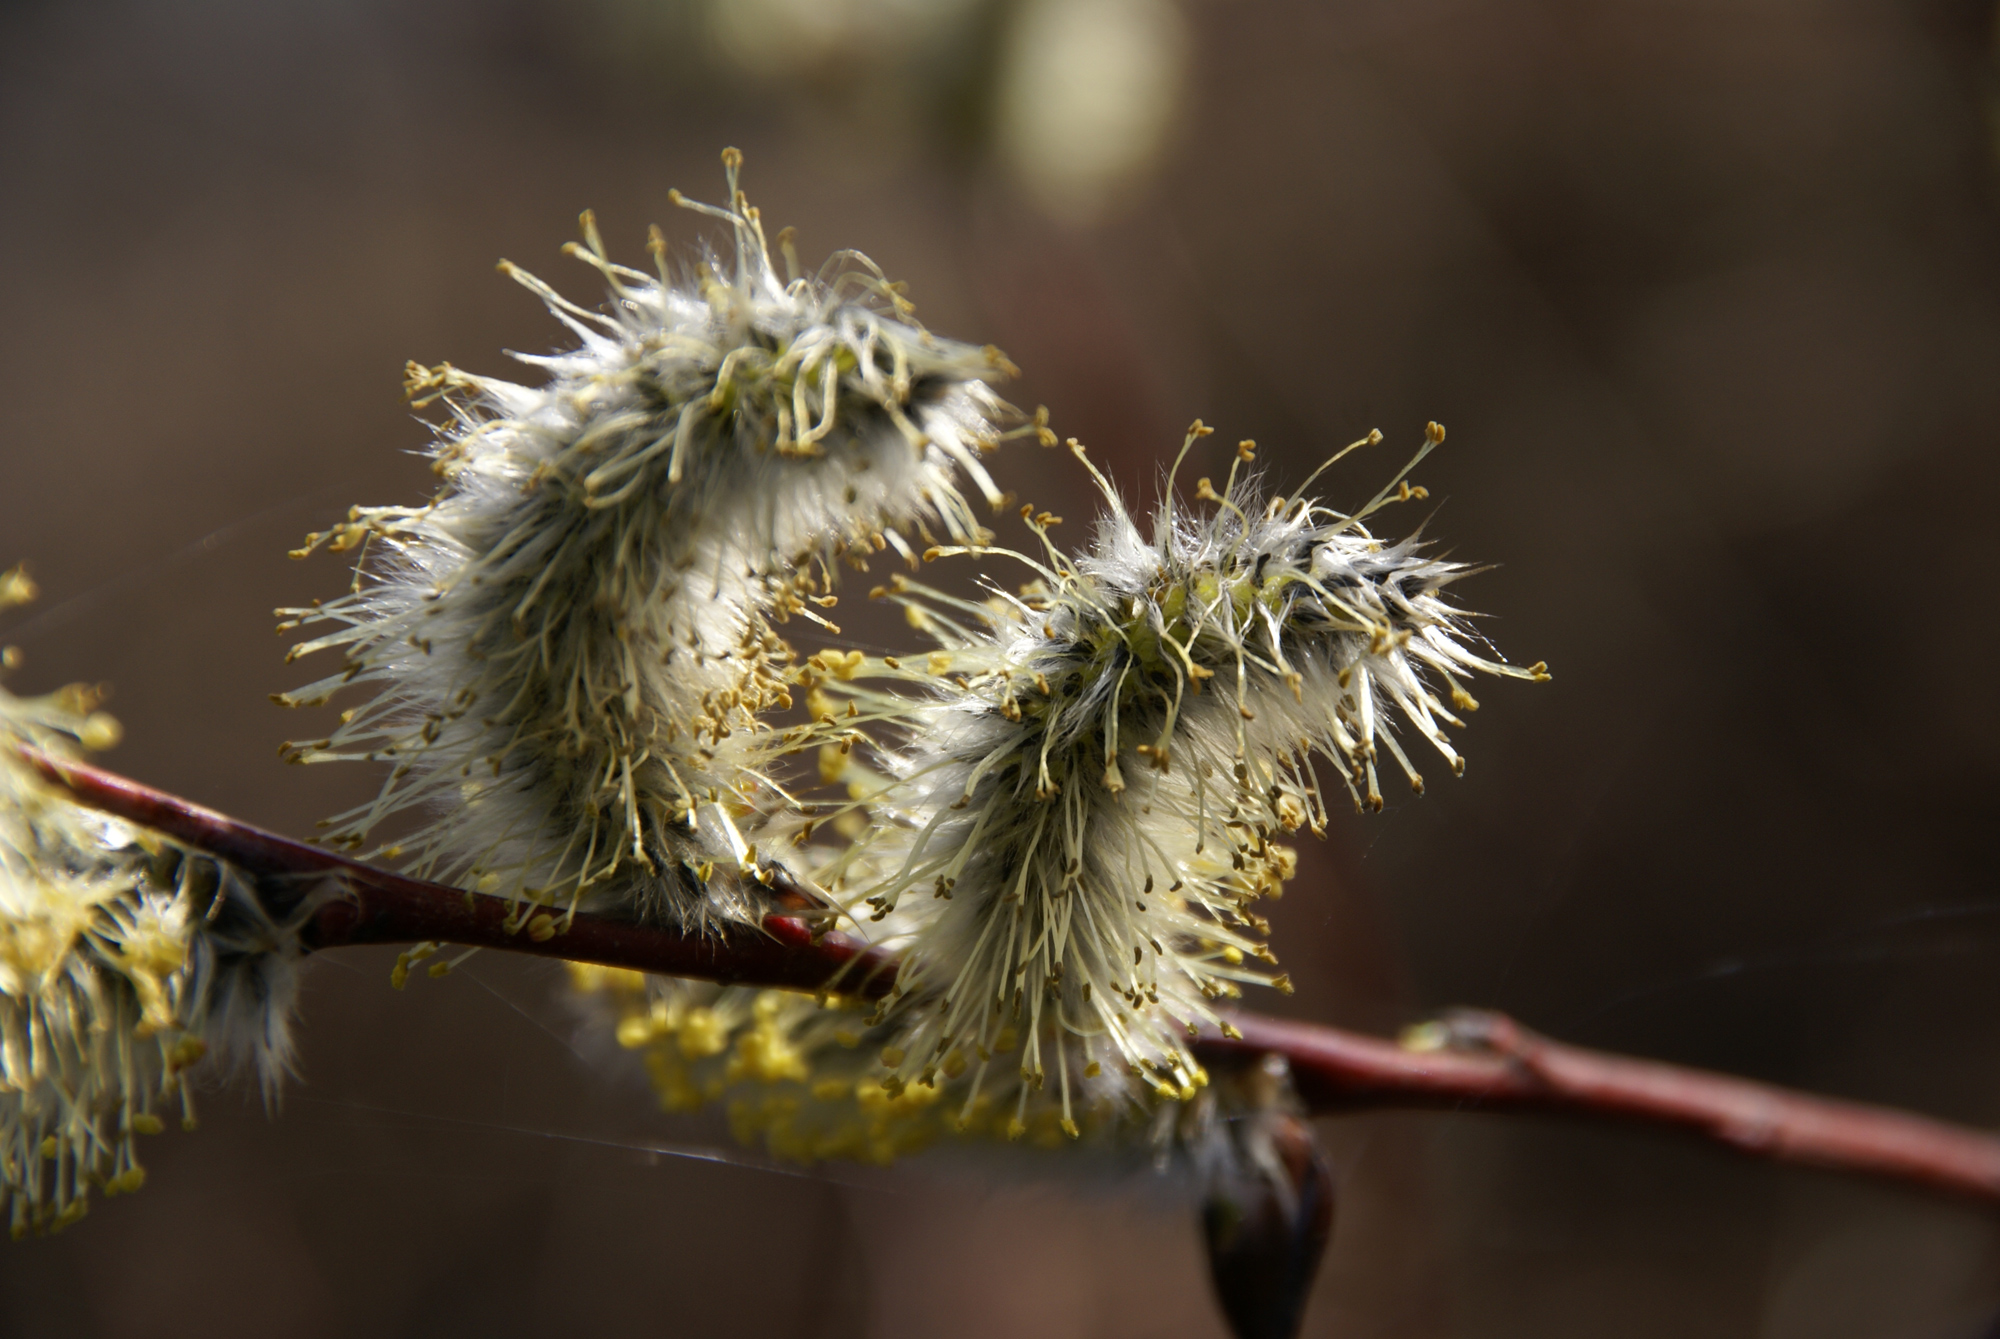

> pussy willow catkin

[
  {"left": 805, "top": 425, "right": 1547, "bottom": 1133},
  {"left": 568, "top": 966, "right": 1297, "bottom": 1165},
  {"left": 278, "top": 150, "right": 1026, "bottom": 934},
  {"left": 1, "top": 580, "right": 308, "bottom": 1234},
  {"left": 610, "top": 423, "right": 1546, "bottom": 1143}
]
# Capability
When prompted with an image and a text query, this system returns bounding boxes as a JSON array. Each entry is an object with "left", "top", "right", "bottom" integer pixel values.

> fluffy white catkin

[
  {"left": 1, "top": 575, "right": 307, "bottom": 1234},
  {"left": 807, "top": 424, "right": 1546, "bottom": 1134},
  {"left": 278, "top": 149, "right": 1025, "bottom": 934}
]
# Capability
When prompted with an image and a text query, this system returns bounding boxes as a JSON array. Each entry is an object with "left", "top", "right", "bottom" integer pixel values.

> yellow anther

[
  {"left": 0, "top": 564, "right": 39, "bottom": 610},
  {"left": 79, "top": 712, "right": 122, "bottom": 751},
  {"left": 1399, "top": 1021, "right": 1451, "bottom": 1053}
]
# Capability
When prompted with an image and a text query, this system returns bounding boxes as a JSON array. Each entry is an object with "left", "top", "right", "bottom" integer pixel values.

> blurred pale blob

[
  {"left": 698, "top": 0, "right": 1189, "bottom": 223},
  {"left": 707, "top": 0, "right": 983, "bottom": 80},
  {"left": 994, "top": 0, "right": 1187, "bottom": 224}
]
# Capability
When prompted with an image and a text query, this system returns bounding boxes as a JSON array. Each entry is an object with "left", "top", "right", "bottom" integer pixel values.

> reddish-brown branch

[
  {"left": 19, "top": 749, "right": 902, "bottom": 996},
  {"left": 1203, "top": 1011, "right": 2000, "bottom": 1202},
  {"left": 26, "top": 749, "right": 2000, "bottom": 1205}
]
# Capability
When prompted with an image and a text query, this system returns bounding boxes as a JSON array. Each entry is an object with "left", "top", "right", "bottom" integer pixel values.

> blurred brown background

[{"left": 4, "top": 0, "right": 2000, "bottom": 1334}]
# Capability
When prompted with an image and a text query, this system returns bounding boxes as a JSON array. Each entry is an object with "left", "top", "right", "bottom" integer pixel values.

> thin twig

[
  {"left": 1204, "top": 1012, "right": 2000, "bottom": 1203},
  {"left": 25, "top": 748, "right": 2000, "bottom": 1204},
  {"left": 18, "top": 748, "right": 901, "bottom": 996}
]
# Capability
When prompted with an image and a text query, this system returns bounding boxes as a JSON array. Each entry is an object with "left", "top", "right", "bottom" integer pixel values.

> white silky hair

[
  {"left": 806, "top": 426, "right": 1545, "bottom": 1136},
  {"left": 0, "top": 679, "right": 309, "bottom": 1236},
  {"left": 278, "top": 150, "right": 1022, "bottom": 931}
]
